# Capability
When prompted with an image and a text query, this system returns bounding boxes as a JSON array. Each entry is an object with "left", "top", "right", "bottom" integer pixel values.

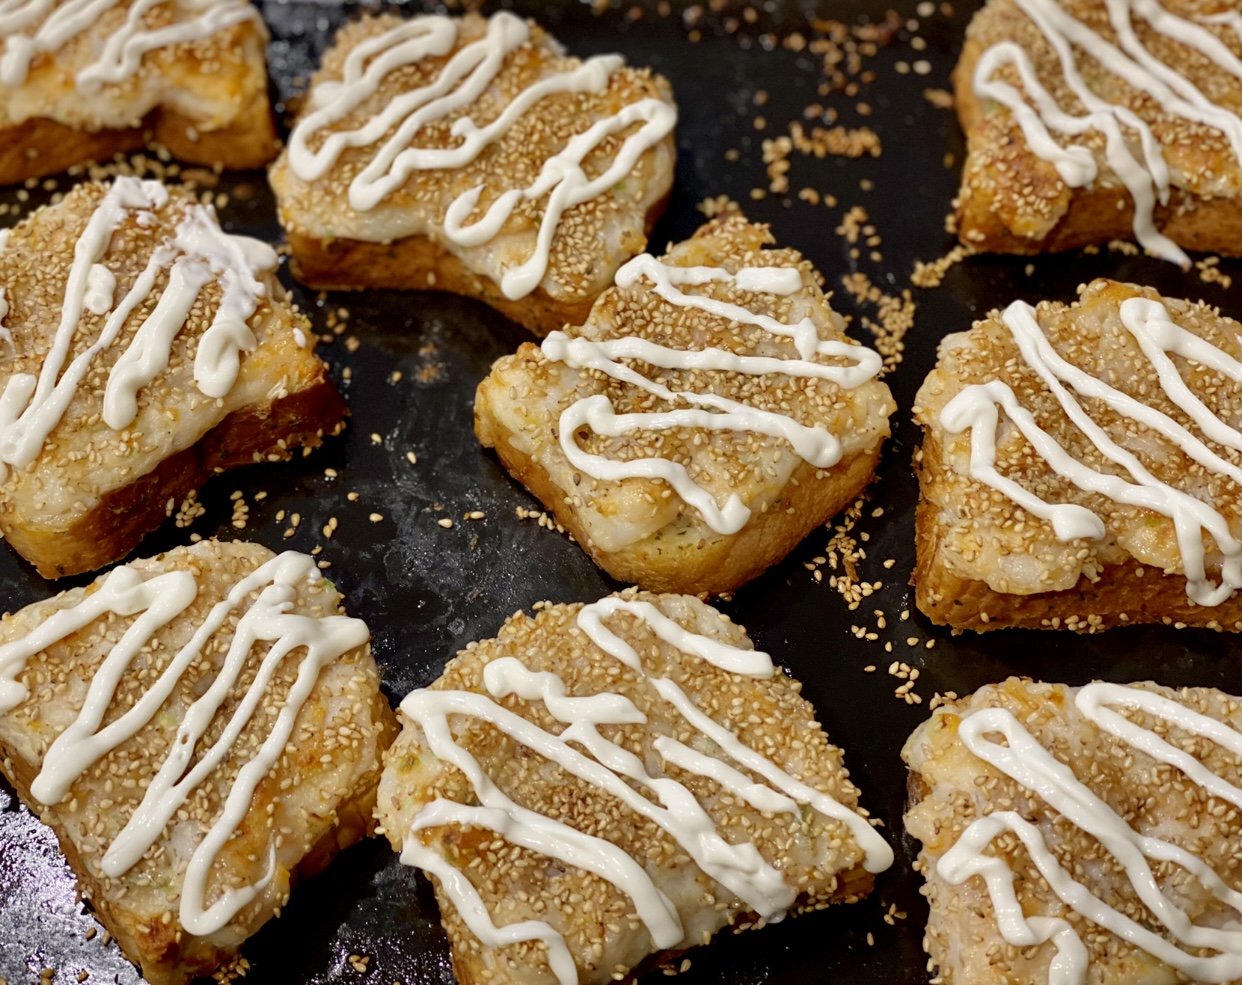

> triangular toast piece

[
  {"left": 905, "top": 677, "right": 1242, "bottom": 984},
  {"left": 915, "top": 278, "right": 1242, "bottom": 631},
  {"left": 0, "top": 0, "right": 277, "bottom": 183},
  {"left": 475, "top": 210, "right": 894, "bottom": 595},
  {"left": 378, "top": 590, "right": 891, "bottom": 985},
  {"left": 0, "top": 539, "right": 398, "bottom": 985},
  {"left": 269, "top": 11, "right": 676, "bottom": 335},
  {"left": 953, "top": 0, "right": 1242, "bottom": 263},
  {"left": 0, "top": 177, "right": 346, "bottom": 577}
]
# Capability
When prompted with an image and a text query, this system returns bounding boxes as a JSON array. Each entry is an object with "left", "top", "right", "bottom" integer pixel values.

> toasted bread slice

[
  {"left": 914, "top": 278, "right": 1242, "bottom": 632},
  {"left": 0, "top": 539, "right": 399, "bottom": 985},
  {"left": 0, "top": 0, "right": 278, "bottom": 183},
  {"left": 0, "top": 176, "right": 347, "bottom": 578},
  {"left": 953, "top": 0, "right": 1242, "bottom": 263},
  {"left": 377, "top": 590, "right": 891, "bottom": 985},
  {"left": 269, "top": 11, "right": 677, "bottom": 336},
  {"left": 903, "top": 677, "right": 1242, "bottom": 985},
  {"left": 474, "top": 210, "right": 895, "bottom": 596}
]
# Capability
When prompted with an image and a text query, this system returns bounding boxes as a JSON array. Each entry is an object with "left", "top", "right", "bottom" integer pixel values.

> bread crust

[
  {"left": 913, "top": 389, "right": 1242, "bottom": 634},
  {"left": 0, "top": 84, "right": 279, "bottom": 185},
  {"left": 476, "top": 364, "right": 885, "bottom": 595},
  {"left": 0, "top": 379, "right": 347, "bottom": 579},
  {"left": 951, "top": 5, "right": 1242, "bottom": 257},
  {"left": 283, "top": 190, "right": 670, "bottom": 336}
]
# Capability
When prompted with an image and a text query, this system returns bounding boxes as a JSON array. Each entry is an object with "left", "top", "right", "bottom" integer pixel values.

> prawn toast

[
  {"left": 377, "top": 590, "right": 891, "bottom": 985},
  {"left": 0, "top": 0, "right": 278, "bottom": 184},
  {"left": 475, "top": 211, "right": 895, "bottom": 595},
  {"left": 953, "top": 0, "right": 1242, "bottom": 264},
  {"left": 269, "top": 11, "right": 677, "bottom": 335},
  {"left": 0, "top": 176, "right": 346, "bottom": 577},
  {"left": 904, "top": 678, "right": 1242, "bottom": 985},
  {"left": 0, "top": 539, "right": 398, "bottom": 985},
  {"left": 914, "top": 279, "right": 1242, "bottom": 632}
]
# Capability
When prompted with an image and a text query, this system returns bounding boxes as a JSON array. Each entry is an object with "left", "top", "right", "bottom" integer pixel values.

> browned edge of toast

[
  {"left": 0, "top": 379, "right": 347, "bottom": 578},
  {"left": 950, "top": 37, "right": 1242, "bottom": 258},
  {"left": 912, "top": 435, "right": 1242, "bottom": 633},
  {"left": 285, "top": 192, "right": 672, "bottom": 337},
  {"left": 0, "top": 87, "right": 279, "bottom": 185}
]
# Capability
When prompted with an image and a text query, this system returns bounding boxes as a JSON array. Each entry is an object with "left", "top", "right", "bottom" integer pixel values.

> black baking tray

[{"left": 2, "top": 0, "right": 1241, "bottom": 982}]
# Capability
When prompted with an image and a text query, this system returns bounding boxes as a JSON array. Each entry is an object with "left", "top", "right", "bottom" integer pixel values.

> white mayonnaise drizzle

[
  {"left": 939, "top": 683, "right": 1242, "bottom": 984},
  {"left": 285, "top": 11, "right": 676, "bottom": 300},
  {"left": 972, "top": 0, "right": 1242, "bottom": 265},
  {"left": 0, "top": 176, "right": 277, "bottom": 484},
  {"left": 540, "top": 256, "right": 883, "bottom": 535},
  {"left": 0, "top": 0, "right": 260, "bottom": 90},
  {"left": 396, "top": 596, "right": 891, "bottom": 985},
  {"left": 941, "top": 295, "right": 1242, "bottom": 606},
  {"left": 0, "top": 550, "right": 369, "bottom": 937}
]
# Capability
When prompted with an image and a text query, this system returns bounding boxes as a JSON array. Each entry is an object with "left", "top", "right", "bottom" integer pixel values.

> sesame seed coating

[
  {"left": 904, "top": 677, "right": 1242, "bottom": 985},
  {"left": 269, "top": 12, "right": 677, "bottom": 308},
  {"left": 915, "top": 278, "right": 1242, "bottom": 605},
  {"left": 0, "top": 0, "right": 269, "bottom": 133},
  {"left": 378, "top": 590, "right": 877, "bottom": 985},
  {"left": 0, "top": 539, "right": 395, "bottom": 985}
]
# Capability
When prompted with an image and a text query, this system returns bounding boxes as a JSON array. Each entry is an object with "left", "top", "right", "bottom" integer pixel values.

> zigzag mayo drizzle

[
  {"left": 540, "top": 255, "right": 883, "bottom": 536},
  {"left": 0, "top": 0, "right": 260, "bottom": 90},
  {"left": 0, "top": 176, "right": 278, "bottom": 484},
  {"left": 972, "top": 0, "right": 1242, "bottom": 265},
  {"left": 285, "top": 11, "right": 676, "bottom": 300},
  {"left": 0, "top": 549, "right": 369, "bottom": 936},
  {"left": 940, "top": 683, "right": 1242, "bottom": 984},
  {"left": 941, "top": 295, "right": 1242, "bottom": 606},
  {"left": 397, "top": 596, "right": 892, "bottom": 985}
]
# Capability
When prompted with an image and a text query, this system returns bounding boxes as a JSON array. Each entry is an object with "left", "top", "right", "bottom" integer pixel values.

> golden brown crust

[
  {"left": 913, "top": 434, "right": 1242, "bottom": 633},
  {"left": 0, "top": 379, "right": 347, "bottom": 579},
  {"left": 474, "top": 212, "right": 893, "bottom": 596},
  {"left": 284, "top": 187, "right": 668, "bottom": 336},
  {"left": 0, "top": 88, "right": 280, "bottom": 186},
  {"left": 951, "top": 0, "right": 1242, "bottom": 257},
  {"left": 0, "top": 180, "right": 346, "bottom": 578},
  {"left": 377, "top": 591, "right": 879, "bottom": 985},
  {"left": 477, "top": 373, "right": 885, "bottom": 595}
]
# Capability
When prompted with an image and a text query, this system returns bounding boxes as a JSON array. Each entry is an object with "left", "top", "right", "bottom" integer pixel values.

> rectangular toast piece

[
  {"left": 903, "top": 677, "right": 1242, "bottom": 985},
  {"left": 268, "top": 11, "right": 677, "bottom": 336},
  {"left": 953, "top": 0, "right": 1242, "bottom": 264},
  {"left": 0, "top": 0, "right": 278, "bottom": 183},
  {"left": 913, "top": 278, "right": 1242, "bottom": 632},
  {"left": 377, "top": 590, "right": 891, "bottom": 985},
  {"left": 474, "top": 210, "right": 895, "bottom": 596},
  {"left": 0, "top": 176, "right": 347, "bottom": 578},
  {"left": 0, "top": 539, "right": 399, "bottom": 985}
]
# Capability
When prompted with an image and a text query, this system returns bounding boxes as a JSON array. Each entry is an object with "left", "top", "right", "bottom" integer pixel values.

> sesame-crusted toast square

[
  {"left": 903, "top": 677, "right": 1242, "bottom": 985},
  {"left": 0, "top": 0, "right": 278, "bottom": 184},
  {"left": 377, "top": 590, "right": 891, "bottom": 985},
  {"left": 474, "top": 210, "right": 895, "bottom": 596},
  {"left": 952, "top": 0, "right": 1242, "bottom": 262},
  {"left": 268, "top": 11, "right": 677, "bottom": 336},
  {"left": 0, "top": 177, "right": 347, "bottom": 578},
  {"left": 914, "top": 278, "right": 1242, "bottom": 632},
  {"left": 0, "top": 539, "right": 399, "bottom": 985}
]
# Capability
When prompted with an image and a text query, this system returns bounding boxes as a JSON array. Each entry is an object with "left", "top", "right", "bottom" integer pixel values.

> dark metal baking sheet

[{"left": 1, "top": 0, "right": 1241, "bottom": 982}]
